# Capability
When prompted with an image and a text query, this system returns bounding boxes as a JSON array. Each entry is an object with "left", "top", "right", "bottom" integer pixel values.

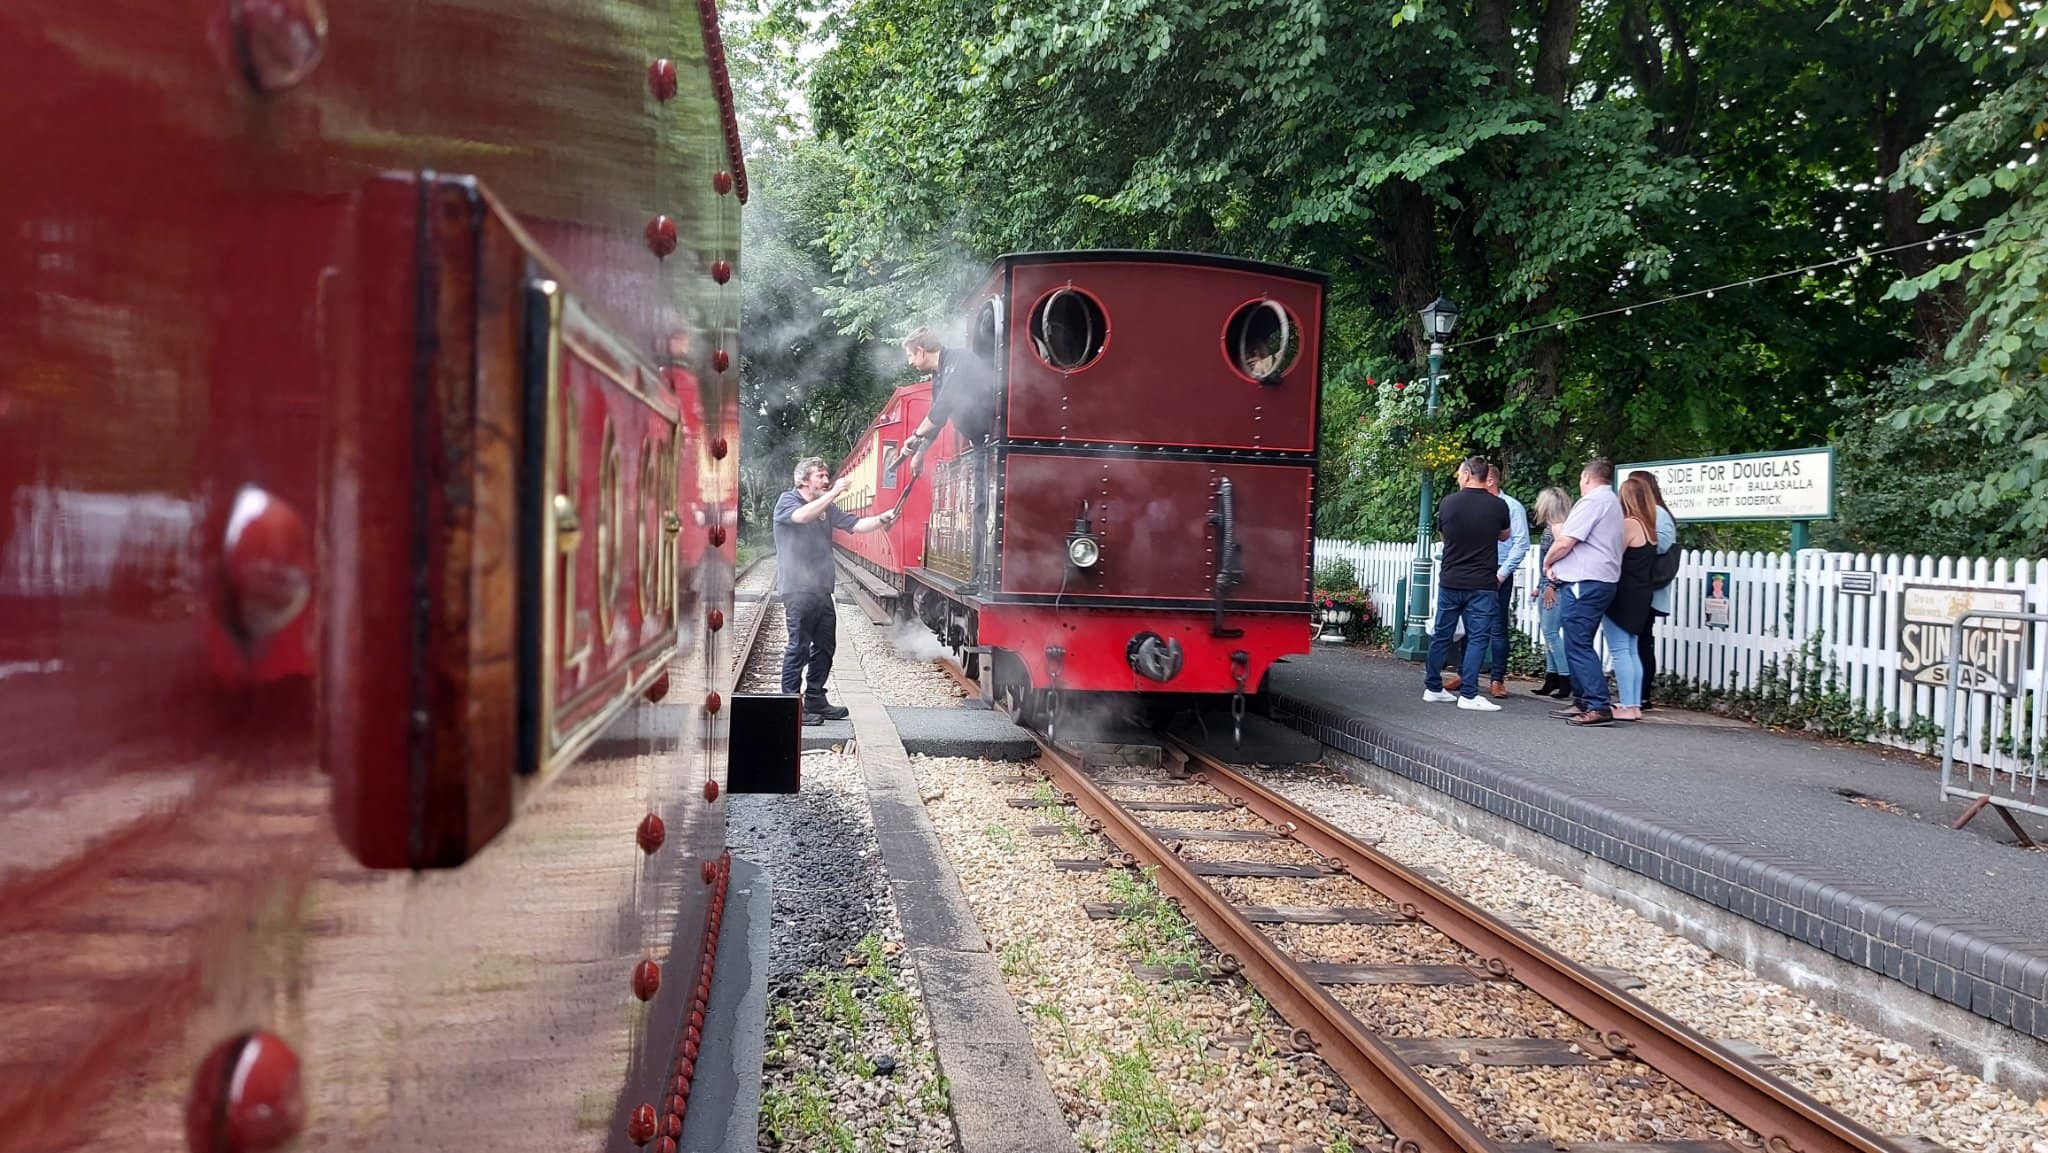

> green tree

[{"left": 1885, "top": 0, "right": 2048, "bottom": 553}]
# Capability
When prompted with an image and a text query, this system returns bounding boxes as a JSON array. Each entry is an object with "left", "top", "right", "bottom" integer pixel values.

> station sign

[
  {"left": 1895, "top": 583, "right": 2029, "bottom": 696},
  {"left": 1618, "top": 448, "right": 1834, "bottom": 523}
]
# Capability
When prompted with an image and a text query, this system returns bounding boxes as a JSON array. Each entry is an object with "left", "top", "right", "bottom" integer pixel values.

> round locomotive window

[
  {"left": 1028, "top": 287, "right": 1107, "bottom": 372},
  {"left": 972, "top": 297, "right": 1001, "bottom": 364},
  {"left": 1225, "top": 299, "right": 1300, "bottom": 384}
]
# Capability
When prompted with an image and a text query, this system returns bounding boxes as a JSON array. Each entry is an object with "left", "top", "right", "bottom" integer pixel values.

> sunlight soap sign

[
  {"left": 1896, "top": 584, "right": 2029, "bottom": 696},
  {"left": 1618, "top": 449, "right": 1834, "bottom": 522}
]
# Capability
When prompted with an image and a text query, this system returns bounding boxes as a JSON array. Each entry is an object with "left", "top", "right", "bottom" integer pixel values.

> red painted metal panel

[
  {"left": 0, "top": 1, "right": 747, "bottom": 1149},
  {"left": 978, "top": 608, "right": 1308, "bottom": 694},
  {"left": 997, "top": 454, "right": 1315, "bottom": 605},
  {"left": 1003, "top": 259, "right": 1322, "bottom": 452},
  {"left": 834, "top": 382, "right": 935, "bottom": 575}
]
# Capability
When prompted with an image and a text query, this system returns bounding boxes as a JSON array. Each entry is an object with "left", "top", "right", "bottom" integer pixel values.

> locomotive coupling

[{"left": 1127, "top": 632, "right": 1184, "bottom": 683}]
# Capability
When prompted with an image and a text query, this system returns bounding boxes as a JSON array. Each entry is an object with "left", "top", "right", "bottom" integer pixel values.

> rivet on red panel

[
  {"left": 656, "top": 1139, "right": 678, "bottom": 1153},
  {"left": 230, "top": 0, "right": 329, "bottom": 94},
  {"left": 184, "top": 1031, "right": 305, "bottom": 1153},
  {"left": 222, "top": 485, "right": 313, "bottom": 644},
  {"left": 704, "top": 691, "right": 721, "bottom": 715},
  {"left": 648, "top": 59, "right": 678, "bottom": 102},
  {"left": 710, "top": 437, "right": 728, "bottom": 460},
  {"left": 703, "top": 779, "right": 720, "bottom": 803},
  {"left": 665, "top": 1114, "right": 682, "bottom": 1139},
  {"left": 628, "top": 1103, "right": 657, "bottom": 1146},
  {"left": 707, "top": 608, "right": 724, "bottom": 632},
  {"left": 633, "top": 959, "right": 662, "bottom": 1001},
  {"left": 713, "top": 170, "right": 733, "bottom": 196},
  {"left": 700, "top": 859, "right": 717, "bottom": 884},
  {"left": 711, "top": 348, "right": 730, "bottom": 373},
  {"left": 637, "top": 814, "right": 666, "bottom": 855},
  {"left": 708, "top": 525, "right": 726, "bottom": 548},
  {"left": 682, "top": 1056, "right": 697, "bottom": 1078},
  {"left": 644, "top": 672, "right": 671, "bottom": 703},
  {"left": 671, "top": 1076, "right": 688, "bottom": 1097},
  {"left": 646, "top": 216, "right": 678, "bottom": 259},
  {"left": 710, "top": 259, "right": 731, "bottom": 284}
]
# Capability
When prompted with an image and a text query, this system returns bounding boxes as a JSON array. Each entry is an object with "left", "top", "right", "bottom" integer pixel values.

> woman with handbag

[
  {"left": 1600, "top": 476, "right": 1662, "bottom": 721},
  {"left": 1530, "top": 487, "right": 1575, "bottom": 698}
]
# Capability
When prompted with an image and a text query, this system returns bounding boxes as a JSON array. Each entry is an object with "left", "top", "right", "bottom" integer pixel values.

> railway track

[
  {"left": 938, "top": 658, "right": 1919, "bottom": 1153},
  {"left": 727, "top": 554, "right": 777, "bottom": 694}
]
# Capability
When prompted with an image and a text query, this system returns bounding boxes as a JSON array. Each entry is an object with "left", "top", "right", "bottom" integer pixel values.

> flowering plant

[{"left": 1313, "top": 586, "right": 1377, "bottom": 625}]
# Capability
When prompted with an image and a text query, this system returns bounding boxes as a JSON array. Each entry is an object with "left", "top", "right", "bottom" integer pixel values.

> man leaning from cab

[{"left": 774, "top": 457, "right": 895, "bottom": 725}]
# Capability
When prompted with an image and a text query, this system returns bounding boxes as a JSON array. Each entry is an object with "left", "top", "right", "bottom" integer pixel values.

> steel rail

[
  {"left": 725, "top": 555, "right": 775, "bottom": 698},
  {"left": 1168, "top": 737, "right": 1902, "bottom": 1153},
  {"left": 1033, "top": 736, "right": 1501, "bottom": 1153}
]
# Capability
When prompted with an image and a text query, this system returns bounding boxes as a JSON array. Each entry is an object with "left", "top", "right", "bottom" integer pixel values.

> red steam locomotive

[
  {"left": 835, "top": 251, "right": 1326, "bottom": 723},
  {"left": 0, "top": 3, "right": 789, "bottom": 1150}
]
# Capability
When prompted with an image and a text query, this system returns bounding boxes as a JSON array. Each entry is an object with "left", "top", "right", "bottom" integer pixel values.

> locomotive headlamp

[{"left": 1066, "top": 503, "right": 1100, "bottom": 570}]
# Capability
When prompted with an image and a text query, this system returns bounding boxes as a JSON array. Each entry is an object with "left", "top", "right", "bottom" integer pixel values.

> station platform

[{"left": 1264, "top": 644, "right": 2048, "bottom": 1066}]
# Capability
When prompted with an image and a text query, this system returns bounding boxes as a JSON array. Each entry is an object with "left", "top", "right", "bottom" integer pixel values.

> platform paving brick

[
  {"left": 1265, "top": 646, "right": 2048, "bottom": 1044},
  {"left": 835, "top": 617, "right": 1080, "bottom": 1153},
  {"left": 887, "top": 705, "right": 1038, "bottom": 761}
]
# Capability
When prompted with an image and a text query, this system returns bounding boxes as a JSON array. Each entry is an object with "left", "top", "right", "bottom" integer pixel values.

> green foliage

[
  {"left": 1815, "top": 359, "right": 2024, "bottom": 555},
  {"left": 726, "top": 0, "right": 2048, "bottom": 558},
  {"left": 1881, "top": 3, "right": 2048, "bottom": 552}
]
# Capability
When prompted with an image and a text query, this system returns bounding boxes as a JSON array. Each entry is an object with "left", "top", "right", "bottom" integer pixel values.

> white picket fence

[{"left": 1314, "top": 538, "right": 2048, "bottom": 812}]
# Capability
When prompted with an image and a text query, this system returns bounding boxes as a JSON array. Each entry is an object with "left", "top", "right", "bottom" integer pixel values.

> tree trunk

[
  {"left": 1878, "top": 87, "right": 1963, "bottom": 353},
  {"left": 1533, "top": 0, "right": 1582, "bottom": 105}
]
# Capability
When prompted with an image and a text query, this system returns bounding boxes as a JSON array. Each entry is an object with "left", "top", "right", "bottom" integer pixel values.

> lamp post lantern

[{"left": 1393, "top": 296, "right": 1460, "bottom": 662}]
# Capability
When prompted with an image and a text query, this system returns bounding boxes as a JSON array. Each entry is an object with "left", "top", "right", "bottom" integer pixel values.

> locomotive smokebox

[{"left": 1127, "top": 632, "right": 1184, "bottom": 683}]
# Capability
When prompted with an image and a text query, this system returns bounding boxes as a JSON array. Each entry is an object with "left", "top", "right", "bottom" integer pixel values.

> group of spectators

[{"left": 1425, "top": 457, "right": 1678, "bottom": 727}]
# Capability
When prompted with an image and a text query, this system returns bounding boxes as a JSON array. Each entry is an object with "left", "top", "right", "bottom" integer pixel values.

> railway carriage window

[
  {"left": 1028, "top": 287, "right": 1107, "bottom": 372},
  {"left": 1225, "top": 299, "right": 1301, "bottom": 384},
  {"left": 882, "top": 441, "right": 899, "bottom": 489},
  {"left": 972, "top": 299, "right": 1001, "bottom": 364}
]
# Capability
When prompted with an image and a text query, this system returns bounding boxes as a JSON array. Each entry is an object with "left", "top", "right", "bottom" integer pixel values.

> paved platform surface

[
  {"left": 834, "top": 617, "right": 1078, "bottom": 1153},
  {"left": 889, "top": 706, "right": 1038, "bottom": 761},
  {"left": 1267, "top": 645, "right": 2048, "bottom": 1043}
]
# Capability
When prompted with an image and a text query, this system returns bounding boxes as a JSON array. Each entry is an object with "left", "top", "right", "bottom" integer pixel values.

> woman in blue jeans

[
  {"left": 1530, "top": 487, "right": 1574, "bottom": 697},
  {"left": 1598, "top": 475, "right": 1661, "bottom": 721}
]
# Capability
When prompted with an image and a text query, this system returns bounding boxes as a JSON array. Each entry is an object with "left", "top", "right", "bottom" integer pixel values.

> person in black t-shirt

[
  {"left": 1424, "top": 457, "right": 1511, "bottom": 710},
  {"left": 773, "top": 456, "right": 896, "bottom": 723},
  {"left": 898, "top": 326, "right": 999, "bottom": 589}
]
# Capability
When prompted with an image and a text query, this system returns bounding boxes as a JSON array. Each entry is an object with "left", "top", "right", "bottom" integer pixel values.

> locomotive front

[{"left": 875, "top": 252, "right": 1325, "bottom": 721}]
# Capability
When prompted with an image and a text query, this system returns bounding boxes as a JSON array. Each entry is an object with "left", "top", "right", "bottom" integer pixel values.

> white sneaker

[
  {"left": 1457, "top": 695, "right": 1502, "bottom": 712},
  {"left": 1422, "top": 689, "right": 1458, "bottom": 703}
]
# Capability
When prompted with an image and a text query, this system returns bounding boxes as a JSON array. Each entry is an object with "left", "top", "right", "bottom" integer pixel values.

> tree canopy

[{"left": 730, "top": 0, "right": 2048, "bottom": 556}]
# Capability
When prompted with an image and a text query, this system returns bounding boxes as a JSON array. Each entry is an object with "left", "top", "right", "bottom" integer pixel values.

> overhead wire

[{"left": 1447, "top": 222, "right": 2004, "bottom": 351}]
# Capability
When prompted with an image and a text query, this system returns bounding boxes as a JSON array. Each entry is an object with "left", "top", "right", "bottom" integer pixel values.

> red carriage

[
  {"left": 0, "top": 2, "right": 791, "bottom": 1150},
  {"left": 835, "top": 251, "right": 1326, "bottom": 723}
]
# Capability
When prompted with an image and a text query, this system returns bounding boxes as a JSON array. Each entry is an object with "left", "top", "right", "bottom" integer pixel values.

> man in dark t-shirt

[
  {"left": 1424, "top": 456, "right": 1511, "bottom": 711},
  {"left": 773, "top": 456, "right": 895, "bottom": 723}
]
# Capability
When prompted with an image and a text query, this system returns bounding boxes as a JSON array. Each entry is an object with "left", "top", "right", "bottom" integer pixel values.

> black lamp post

[{"left": 1393, "top": 295, "right": 1461, "bottom": 661}]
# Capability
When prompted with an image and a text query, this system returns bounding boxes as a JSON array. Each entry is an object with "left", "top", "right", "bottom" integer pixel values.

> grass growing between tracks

[
  {"left": 760, "top": 932, "right": 952, "bottom": 1152},
  {"left": 925, "top": 755, "right": 1389, "bottom": 1153}
]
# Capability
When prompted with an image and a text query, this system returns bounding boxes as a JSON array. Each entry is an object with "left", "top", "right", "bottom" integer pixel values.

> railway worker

[
  {"left": 775, "top": 456, "right": 897, "bottom": 724},
  {"left": 898, "top": 327, "right": 999, "bottom": 588},
  {"left": 1482, "top": 462, "right": 1531, "bottom": 699},
  {"left": 1423, "top": 457, "right": 1510, "bottom": 713},
  {"left": 1542, "top": 458, "right": 1627, "bottom": 727}
]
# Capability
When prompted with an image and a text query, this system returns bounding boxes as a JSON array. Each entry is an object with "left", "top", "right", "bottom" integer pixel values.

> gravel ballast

[
  {"left": 915, "top": 755, "right": 1388, "bottom": 1153},
  {"left": 1247, "top": 766, "right": 2048, "bottom": 1152}
]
